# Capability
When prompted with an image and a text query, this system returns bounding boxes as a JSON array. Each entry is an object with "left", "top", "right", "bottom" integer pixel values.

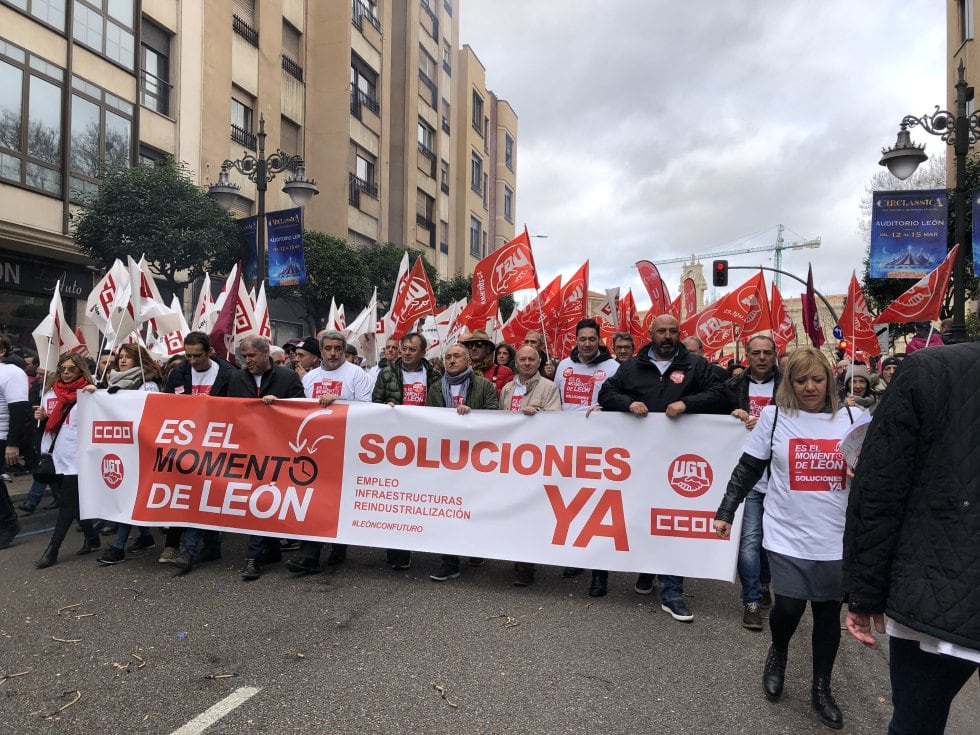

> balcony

[
  {"left": 349, "top": 173, "right": 379, "bottom": 207},
  {"left": 231, "top": 123, "right": 256, "bottom": 150},
  {"left": 352, "top": 0, "right": 381, "bottom": 32},
  {"left": 282, "top": 55, "right": 304, "bottom": 82},
  {"left": 418, "top": 71, "right": 437, "bottom": 109},
  {"left": 232, "top": 15, "right": 259, "bottom": 47},
  {"left": 350, "top": 86, "right": 380, "bottom": 119},
  {"left": 416, "top": 213, "right": 434, "bottom": 230}
]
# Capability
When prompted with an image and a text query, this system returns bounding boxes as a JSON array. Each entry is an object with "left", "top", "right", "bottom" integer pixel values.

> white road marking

[{"left": 169, "top": 686, "right": 262, "bottom": 735}]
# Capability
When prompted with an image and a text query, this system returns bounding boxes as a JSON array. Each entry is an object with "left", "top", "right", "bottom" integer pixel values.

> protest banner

[{"left": 77, "top": 392, "right": 747, "bottom": 581}]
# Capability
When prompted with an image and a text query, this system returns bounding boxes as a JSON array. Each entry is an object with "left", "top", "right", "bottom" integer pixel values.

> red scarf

[{"left": 45, "top": 376, "right": 89, "bottom": 434}]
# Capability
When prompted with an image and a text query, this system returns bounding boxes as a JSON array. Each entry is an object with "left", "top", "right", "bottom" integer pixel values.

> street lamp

[
  {"left": 879, "top": 60, "right": 979, "bottom": 342},
  {"left": 208, "top": 114, "right": 319, "bottom": 286}
]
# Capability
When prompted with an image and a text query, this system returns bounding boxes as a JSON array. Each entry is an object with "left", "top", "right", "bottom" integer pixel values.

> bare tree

[{"left": 857, "top": 151, "right": 947, "bottom": 243}]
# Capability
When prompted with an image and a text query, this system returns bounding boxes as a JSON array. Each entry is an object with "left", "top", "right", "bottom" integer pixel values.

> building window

[
  {"left": 418, "top": 119, "right": 434, "bottom": 157},
  {"left": 0, "top": 42, "right": 63, "bottom": 195},
  {"left": 418, "top": 47, "right": 437, "bottom": 109},
  {"left": 469, "top": 216, "right": 482, "bottom": 257},
  {"left": 232, "top": 0, "right": 258, "bottom": 45},
  {"left": 420, "top": 0, "right": 438, "bottom": 40},
  {"left": 503, "top": 185, "right": 513, "bottom": 223},
  {"left": 140, "top": 18, "right": 170, "bottom": 115},
  {"left": 439, "top": 220, "right": 448, "bottom": 253},
  {"left": 483, "top": 172, "right": 488, "bottom": 208},
  {"left": 350, "top": 150, "right": 378, "bottom": 205},
  {"left": 282, "top": 21, "right": 303, "bottom": 82},
  {"left": 230, "top": 92, "right": 255, "bottom": 149},
  {"left": 69, "top": 74, "right": 133, "bottom": 200},
  {"left": 352, "top": 0, "right": 380, "bottom": 32},
  {"left": 4, "top": 0, "right": 67, "bottom": 30},
  {"left": 442, "top": 41, "right": 451, "bottom": 75},
  {"left": 961, "top": 0, "right": 975, "bottom": 42},
  {"left": 483, "top": 231, "right": 488, "bottom": 257},
  {"left": 280, "top": 116, "right": 301, "bottom": 156},
  {"left": 472, "top": 90, "right": 483, "bottom": 134},
  {"left": 72, "top": 0, "right": 135, "bottom": 70},
  {"left": 439, "top": 159, "right": 449, "bottom": 194},
  {"left": 138, "top": 143, "right": 164, "bottom": 167},
  {"left": 505, "top": 133, "right": 514, "bottom": 171},
  {"left": 350, "top": 55, "right": 379, "bottom": 118},
  {"left": 416, "top": 189, "right": 434, "bottom": 236},
  {"left": 441, "top": 98, "right": 451, "bottom": 134},
  {"left": 348, "top": 229, "right": 375, "bottom": 249},
  {"left": 443, "top": 0, "right": 452, "bottom": 17},
  {"left": 470, "top": 152, "right": 482, "bottom": 194}
]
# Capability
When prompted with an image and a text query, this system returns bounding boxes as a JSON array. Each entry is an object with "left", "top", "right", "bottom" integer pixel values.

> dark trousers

[
  {"left": 48, "top": 475, "right": 97, "bottom": 552},
  {"left": 888, "top": 635, "right": 979, "bottom": 735},
  {"left": 0, "top": 441, "right": 16, "bottom": 526}
]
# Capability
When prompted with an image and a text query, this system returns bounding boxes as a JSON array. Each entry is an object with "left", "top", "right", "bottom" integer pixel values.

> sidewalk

[{"left": 3, "top": 472, "right": 36, "bottom": 503}]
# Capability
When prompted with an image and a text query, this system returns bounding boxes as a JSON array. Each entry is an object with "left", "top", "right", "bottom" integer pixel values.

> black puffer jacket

[
  {"left": 598, "top": 342, "right": 731, "bottom": 414},
  {"left": 843, "top": 343, "right": 980, "bottom": 650}
]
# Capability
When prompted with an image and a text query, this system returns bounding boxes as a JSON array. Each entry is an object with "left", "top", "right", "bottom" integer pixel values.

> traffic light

[
  {"left": 837, "top": 339, "right": 849, "bottom": 354},
  {"left": 712, "top": 259, "right": 729, "bottom": 287}
]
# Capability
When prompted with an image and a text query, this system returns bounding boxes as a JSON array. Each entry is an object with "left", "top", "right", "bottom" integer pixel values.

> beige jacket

[{"left": 499, "top": 374, "right": 562, "bottom": 412}]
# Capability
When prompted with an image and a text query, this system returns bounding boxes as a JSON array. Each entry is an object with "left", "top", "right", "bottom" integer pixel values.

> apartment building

[{"left": 0, "top": 0, "right": 517, "bottom": 346}]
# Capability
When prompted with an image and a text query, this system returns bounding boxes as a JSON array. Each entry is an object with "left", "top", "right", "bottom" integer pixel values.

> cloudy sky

[{"left": 459, "top": 0, "right": 946, "bottom": 305}]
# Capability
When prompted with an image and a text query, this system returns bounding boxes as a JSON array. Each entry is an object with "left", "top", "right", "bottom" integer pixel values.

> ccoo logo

[
  {"left": 667, "top": 453, "right": 713, "bottom": 498},
  {"left": 102, "top": 454, "right": 124, "bottom": 489}
]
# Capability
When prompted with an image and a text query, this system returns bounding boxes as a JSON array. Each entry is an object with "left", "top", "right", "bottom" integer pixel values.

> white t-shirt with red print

[
  {"left": 302, "top": 361, "right": 373, "bottom": 402},
  {"left": 555, "top": 356, "right": 619, "bottom": 411},
  {"left": 742, "top": 405, "right": 859, "bottom": 561},
  {"left": 401, "top": 368, "right": 428, "bottom": 406}
]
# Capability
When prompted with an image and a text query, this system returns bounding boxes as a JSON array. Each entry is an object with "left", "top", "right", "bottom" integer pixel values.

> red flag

[
  {"left": 682, "top": 277, "right": 697, "bottom": 320},
  {"left": 742, "top": 270, "right": 773, "bottom": 340},
  {"left": 595, "top": 315, "right": 616, "bottom": 347},
  {"left": 457, "top": 298, "right": 496, "bottom": 332},
  {"left": 553, "top": 262, "right": 589, "bottom": 358},
  {"left": 635, "top": 260, "right": 670, "bottom": 313},
  {"left": 617, "top": 290, "right": 646, "bottom": 347},
  {"left": 210, "top": 265, "right": 242, "bottom": 362},
  {"left": 679, "top": 299, "right": 734, "bottom": 354},
  {"left": 839, "top": 272, "right": 881, "bottom": 356},
  {"left": 800, "top": 264, "right": 826, "bottom": 348},
  {"left": 667, "top": 294, "right": 682, "bottom": 322},
  {"left": 73, "top": 327, "right": 90, "bottom": 358},
  {"left": 770, "top": 283, "right": 796, "bottom": 354},
  {"left": 501, "top": 275, "right": 561, "bottom": 345},
  {"left": 470, "top": 229, "right": 539, "bottom": 307},
  {"left": 713, "top": 271, "right": 766, "bottom": 327},
  {"left": 390, "top": 258, "right": 437, "bottom": 338},
  {"left": 873, "top": 245, "right": 959, "bottom": 324}
]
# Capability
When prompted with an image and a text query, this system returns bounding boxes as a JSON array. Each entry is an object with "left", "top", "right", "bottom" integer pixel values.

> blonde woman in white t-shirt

[{"left": 713, "top": 346, "right": 858, "bottom": 731}]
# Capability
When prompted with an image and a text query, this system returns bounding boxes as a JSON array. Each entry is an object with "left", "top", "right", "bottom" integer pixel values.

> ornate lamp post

[
  {"left": 879, "top": 61, "right": 980, "bottom": 342},
  {"left": 208, "top": 114, "right": 319, "bottom": 286}
]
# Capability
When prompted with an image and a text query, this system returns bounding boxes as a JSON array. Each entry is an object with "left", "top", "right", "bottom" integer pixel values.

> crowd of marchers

[{"left": 0, "top": 314, "right": 976, "bottom": 734}]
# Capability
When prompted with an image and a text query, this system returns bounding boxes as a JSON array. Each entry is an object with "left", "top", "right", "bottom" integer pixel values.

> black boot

[
  {"left": 36, "top": 544, "right": 58, "bottom": 569},
  {"left": 589, "top": 570, "right": 608, "bottom": 597},
  {"left": 763, "top": 643, "right": 787, "bottom": 702},
  {"left": 0, "top": 517, "right": 20, "bottom": 549},
  {"left": 811, "top": 674, "right": 843, "bottom": 729},
  {"left": 76, "top": 536, "right": 101, "bottom": 555}
]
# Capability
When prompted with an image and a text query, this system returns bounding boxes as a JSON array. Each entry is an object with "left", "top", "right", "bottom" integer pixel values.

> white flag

[
  {"left": 192, "top": 273, "right": 214, "bottom": 333},
  {"left": 33, "top": 282, "right": 82, "bottom": 373}
]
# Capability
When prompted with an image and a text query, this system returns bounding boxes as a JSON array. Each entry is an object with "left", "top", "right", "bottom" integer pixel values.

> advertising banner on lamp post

[
  {"left": 77, "top": 391, "right": 748, "bottom": 581},
  {"left": 266, "top": 208, "right": 306, "bottom": 287},
  {"left": 869, "top": 189, "right": 947, "bottom": 279},
  {"left": 237, "top": 215, "right": 259, "bottom": 285},
  {"left": 972, "top": 193, "right": 980, "bottom": 277}
]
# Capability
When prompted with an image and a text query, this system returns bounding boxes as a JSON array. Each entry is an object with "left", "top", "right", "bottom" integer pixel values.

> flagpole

[{"left": 534, "top": 288, "right": 550, "bottom": 361}]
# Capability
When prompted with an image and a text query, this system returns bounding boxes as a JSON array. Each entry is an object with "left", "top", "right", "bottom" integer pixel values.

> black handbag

[
  {"left": 33, "top": 404, "right": 72, "bottom": 483},
  {"left": 33, "top": 453, "right": 56, "bottom": 483}
]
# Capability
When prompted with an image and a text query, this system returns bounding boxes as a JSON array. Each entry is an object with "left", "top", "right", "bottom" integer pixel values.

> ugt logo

[
  {"left": 667, "top": 453, "right": 713, "bottom": 498},
  {"left": 102, "top": 453, "right": 124, "bottom": 489}
]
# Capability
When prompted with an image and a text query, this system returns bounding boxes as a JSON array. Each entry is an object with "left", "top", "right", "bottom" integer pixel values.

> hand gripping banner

[{"left": 78, "top": 392, "right": 747, "bottom": 581}]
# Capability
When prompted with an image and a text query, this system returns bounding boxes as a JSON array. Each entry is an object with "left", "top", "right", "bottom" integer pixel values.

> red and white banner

[
  {"left": 77, "top": 391, "right": 746, "bottom": 579},
  {"left": 682, "top": 277, "right": 697, "bottom": 321},
  {"left": 389, "top": 258, "right": 437, "bottom": 339},
  {"left": 770, "top": 283, "right": 796, "bottom": 354}
]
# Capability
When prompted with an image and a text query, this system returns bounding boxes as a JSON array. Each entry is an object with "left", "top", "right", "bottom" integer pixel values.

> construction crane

[{"left": 653, "top": 224, "right": 821, "bottom": 289}]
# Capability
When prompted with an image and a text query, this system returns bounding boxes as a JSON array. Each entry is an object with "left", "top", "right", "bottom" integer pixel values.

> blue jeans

[
  {"left": 111, "top": 523, "right": 152, "bottom": 550},
  {"left": 179, "top": 528, "right": 221, "bottom": 555},
  {"left": 737, "top": 488, "right": 771, "bottom": 605},
  {"left": 660, "top": 575, "right": 684, "bottom": 603},
  {"left": 888, "top": 635, "right": 978, "bottom": 735}
]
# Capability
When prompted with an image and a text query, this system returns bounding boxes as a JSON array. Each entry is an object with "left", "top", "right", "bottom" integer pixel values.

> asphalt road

[{"left": 0, "top": 477, "right": 976, "bottom": 735}]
